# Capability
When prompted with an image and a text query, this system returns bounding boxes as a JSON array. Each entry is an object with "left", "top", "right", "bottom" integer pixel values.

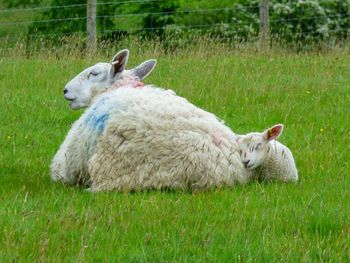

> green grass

[{"left": 0, "top": 47, "right": 350, "bottom": 262}]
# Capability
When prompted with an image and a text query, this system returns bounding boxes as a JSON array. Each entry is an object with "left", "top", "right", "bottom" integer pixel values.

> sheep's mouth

[
  {"left": 65, "top": 97, "right": 76, "bottom": 102},
  {"left": 69, "top": 100, "right": 82, "bottom": 110}
]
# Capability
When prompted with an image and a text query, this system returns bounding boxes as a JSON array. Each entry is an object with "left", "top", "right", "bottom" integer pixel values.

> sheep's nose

[
  {"left": 63, "top": 88, "right": 68, "bottom": 95},
  {"left": 243, "top": 160, "right": 250, "bottom": 168}
]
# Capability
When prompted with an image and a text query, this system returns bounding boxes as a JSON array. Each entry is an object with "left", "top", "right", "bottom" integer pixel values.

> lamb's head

[
  {"left": 237, "top": 124, "right": 283, "bottom": 169},
  {"left": 63, "top": 49, "right": 157, "bottom": 109}
]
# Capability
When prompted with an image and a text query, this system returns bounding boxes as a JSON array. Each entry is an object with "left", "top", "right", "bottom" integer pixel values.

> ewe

[
  {"left": 51, "top": 50, "right": 252, "bottom": 191},
  {"left": 83, "top": 87, "right": 252, "bottom": 192},
  {"left": 51, "top": 49, "right": 157, "bottom": 185},
  {"left": 236, "top": 124, "right": 298, "bottom": 182},
  {"left": 63, "top": 49, "right": 156, "bottom": 110}
]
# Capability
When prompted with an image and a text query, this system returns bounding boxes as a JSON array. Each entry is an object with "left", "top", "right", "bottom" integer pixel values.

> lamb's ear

[
  {"left": 110, "top": 49, "right": 129, "bottom": 78},
  {"left": 263, "top": 124, "right": 284, "bottom": 141},
  {"left": 132, "top": 59, "right": 157, "bottom": 80}
]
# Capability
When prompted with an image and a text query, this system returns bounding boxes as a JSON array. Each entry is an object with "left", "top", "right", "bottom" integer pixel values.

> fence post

[
  {"left": 259, "top": 0, "right": 270, "bottom": 51},
  {"left": 87, "top": 0, "right": 97, "bottom": 53}
]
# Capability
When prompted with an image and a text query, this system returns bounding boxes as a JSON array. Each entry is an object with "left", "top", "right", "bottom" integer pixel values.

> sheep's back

[
  {"left": 87, "top": 87, "right": 245, "bottom": 191},
  {"left": 259, "top": 141, "right": 298, "bottom": 182}
]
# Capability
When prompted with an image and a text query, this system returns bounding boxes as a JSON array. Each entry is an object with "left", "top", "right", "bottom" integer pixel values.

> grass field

[{"left": 0, "top": 46, "right": 350, "bottom": 261}]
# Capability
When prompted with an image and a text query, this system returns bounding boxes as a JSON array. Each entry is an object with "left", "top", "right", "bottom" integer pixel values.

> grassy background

[{"left": 0, "top": 46, "right": 350, "bottom": 261}]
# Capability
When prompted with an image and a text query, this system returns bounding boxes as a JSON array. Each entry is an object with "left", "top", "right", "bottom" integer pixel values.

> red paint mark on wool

[
  {"left": 211, "top": 132, "right": 223, "bottom": 147},
  {"left": 131, "top": 80, "right": 144, "bottom": 88},
  {"left": 112, "top": 78, "right": 145, "bottom": 89}
]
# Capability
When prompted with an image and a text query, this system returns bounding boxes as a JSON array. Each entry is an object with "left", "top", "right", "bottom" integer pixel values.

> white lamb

[
  {"left": 236, "top": 124, "right": 298, "bottom": 182},
  {"left": 51, "top": 50, "right": 252, "bottom": 191}
]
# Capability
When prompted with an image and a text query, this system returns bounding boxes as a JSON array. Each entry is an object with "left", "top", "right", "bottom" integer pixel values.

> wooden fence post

[
  {"left": 87, "top": 0, "right": 97, "bottom": 54},
  {"left": 259, "top": 0, "right": 270, "bottom": 51}
]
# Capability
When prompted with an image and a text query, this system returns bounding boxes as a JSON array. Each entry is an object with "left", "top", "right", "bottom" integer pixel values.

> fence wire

[
  {"left": 0, "top": 6, "right": 260, "bottom": 27},
  {"left": 0, "top": 0, "right": 165, "bottom": 13},
  {"left": 0, "top": 0, "right": 349, "bottom": 51}
]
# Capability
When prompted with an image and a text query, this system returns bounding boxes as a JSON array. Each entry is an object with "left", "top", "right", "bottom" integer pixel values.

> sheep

[
  {"left": 50, "top": 49, "right": 157, "bottom": 184},
  {"left": 51, "top": 51, "right": 253, "bottom": 191},
  {"left": 236, "top": 124, "right": 298, "bottom": 182},
  {"left": 85, "top": 87, "right": 253, "bottom": 192},
  {"left": 63, "top": 49, "right": 157, "bottom": 110}
]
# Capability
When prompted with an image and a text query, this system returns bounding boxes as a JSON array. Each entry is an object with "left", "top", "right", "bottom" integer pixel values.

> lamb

[
  {"left": 51, "top": 50, "right": 253, "bottom": 191},
  {"left": 236, "top": 124, "right": 298, "bottom": 182}
]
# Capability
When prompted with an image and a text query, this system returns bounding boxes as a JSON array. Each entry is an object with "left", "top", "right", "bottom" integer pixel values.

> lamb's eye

[
  {"left": 239, "top": 150, "right": 242, "bottom": 155},
  {"left": 255, "top": 143, "right": 262, "bottom": 150}
]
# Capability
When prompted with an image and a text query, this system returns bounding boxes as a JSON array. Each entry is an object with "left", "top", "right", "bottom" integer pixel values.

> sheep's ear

[
  {"left": 110, "top": 49, "right": 129, "bottom": 78},
  {"left": 132, "top": 59, "right": 157, "bottom": 80},
  {"left": 264, "top": 124, "right": 284, "bottom": 141}
]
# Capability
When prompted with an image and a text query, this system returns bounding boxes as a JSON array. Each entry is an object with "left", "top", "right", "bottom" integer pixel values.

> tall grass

[
  {"left": 0, "top": 42, "right": 349, "bottom": 261},
  {"left": 2, "top": 34, "right": 350, "bottom": 59}
]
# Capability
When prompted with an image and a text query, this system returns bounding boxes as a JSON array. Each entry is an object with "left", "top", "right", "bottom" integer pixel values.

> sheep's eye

[
  {"left": 239, "top": 150, "right": 242, "bottom": 155},
  {"left": 255, "top": 143, "right": 262, "bottom": 150},
  {"left": 89, "top": 72, "right": 100, "bottom": 78}
]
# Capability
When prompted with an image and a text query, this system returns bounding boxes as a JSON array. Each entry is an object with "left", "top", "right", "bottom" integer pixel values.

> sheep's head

[
  {"left": 63, "top": 49, "right": 157, "bottom": 109},
  {"left": 236, "top": 124, "right": 283, "bottom": 169}
]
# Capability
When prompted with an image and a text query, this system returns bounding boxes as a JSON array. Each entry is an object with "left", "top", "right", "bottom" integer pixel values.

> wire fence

[
  {"left": 1, "top": 0, "right": 349, "bottom": 52},
  {"left": 0, "top": 7, "right": 259, "bottom": 27},
  {"left": 0, "top": 0, "right": 165, "bottom": 13}
]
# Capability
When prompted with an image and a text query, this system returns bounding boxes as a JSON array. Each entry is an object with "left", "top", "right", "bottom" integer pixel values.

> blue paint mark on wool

[
  {"left": 86, "top": 113, "right": 109, "bottom": 132},
  {"left": 84, "top": 97, "right": 111, "bottom": 132},
  {"left": 84, "top": 95, "right": 127, "bottom": 133}
]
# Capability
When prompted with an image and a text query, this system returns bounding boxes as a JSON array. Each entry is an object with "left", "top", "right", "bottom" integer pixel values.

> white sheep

[
  {"left": 85, "top": 87, "right": 253, "bottom": 192},
  {"left": 236, "top": 124, "right": 298, "bottom": 182},
  {"left": 51, "top": 49, "right": 157, "bottom": 185},
  {"left": 63, "top": 49, "right": 156, "bottom": 110},
  {"left": 51, "top": 50, "right": 252, "bottom": 191}
]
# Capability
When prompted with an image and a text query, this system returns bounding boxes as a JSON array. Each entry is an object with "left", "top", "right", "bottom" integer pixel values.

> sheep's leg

[
  {"left": 50, "top": 120, "right": 90, "bottom": 185},
  {"left": 50, "top": 140, "right": 69, "bottom": 183},
  {"left": 50, "top": 139, "right": 79, "bottom": 184}
]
